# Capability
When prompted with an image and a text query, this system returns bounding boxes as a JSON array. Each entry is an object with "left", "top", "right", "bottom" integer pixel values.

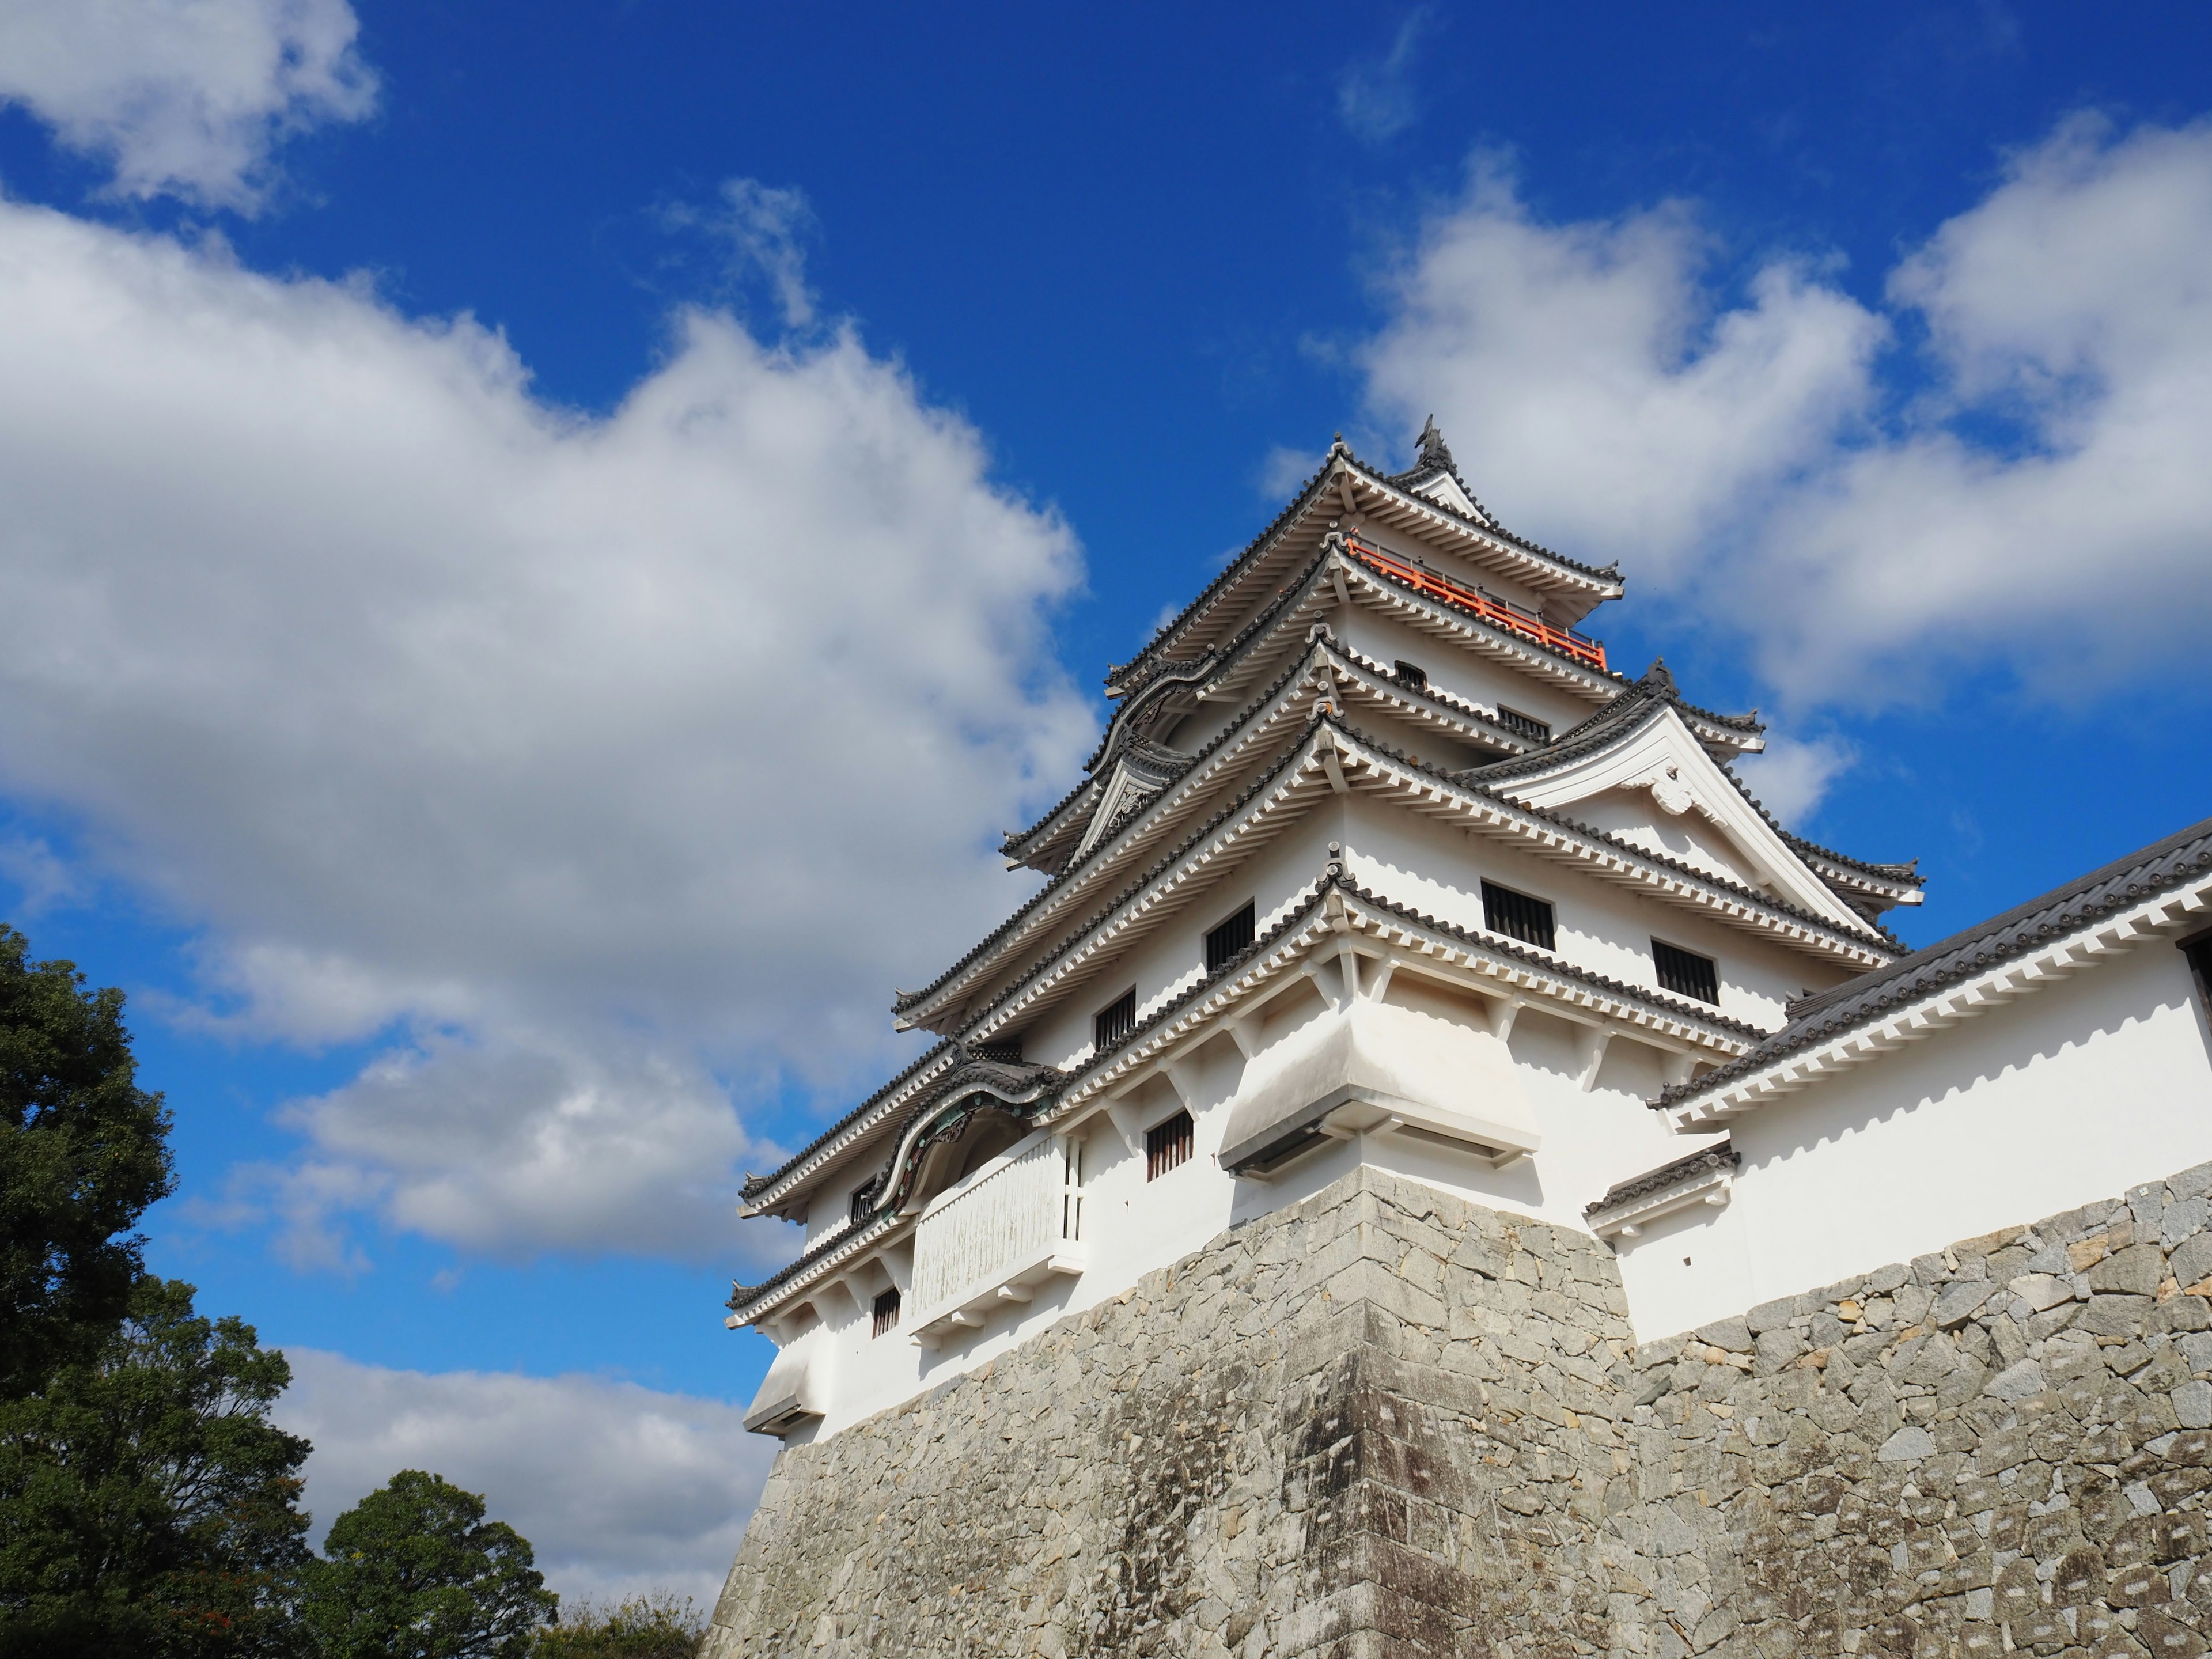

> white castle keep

[{"left": 724, "top": 422, "right": 2212, "bottom": 1446}]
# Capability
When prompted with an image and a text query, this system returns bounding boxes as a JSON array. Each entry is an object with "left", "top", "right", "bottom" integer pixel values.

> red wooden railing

[{"left": 1343, "top": 538, "right": 1607, "bottom": 672}]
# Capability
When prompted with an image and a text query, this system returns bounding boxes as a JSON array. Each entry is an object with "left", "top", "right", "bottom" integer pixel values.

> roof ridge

[
  {"left": 1655, "top": 813, "right": 2212, "bottom": 1112},
  {"left": 738, "top": 1036, "right": 958, "bottom": 1203}
]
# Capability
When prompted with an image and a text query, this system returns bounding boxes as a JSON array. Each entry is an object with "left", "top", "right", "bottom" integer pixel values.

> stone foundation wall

[{"left": 703, "top": 1159, "right": 2212, "bottom": 1659}]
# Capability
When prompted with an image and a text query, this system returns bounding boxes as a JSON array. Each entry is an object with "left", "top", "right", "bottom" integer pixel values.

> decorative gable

[{"left": 1493, "top": 702, "right": 1871, "bottom": 935}]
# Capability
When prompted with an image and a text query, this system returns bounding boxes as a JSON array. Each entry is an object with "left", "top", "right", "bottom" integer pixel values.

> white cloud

[
  {"left": 1732, "top": 734, "right": 1855, "bottom": 826},
  {"left": 278, "top": 1350, "right": 774, "bottom": 1608},
  {"left": 1361, "top": 156, "right": 1887, "bottom": 580},
  {"left": 0, "top": 0, "right": 376, "bottom": 210},
  {"left": 1337, "top": 10, "right": 1431, "bottom": 145},
  {"left": 1256, "top": 444, "right": 1319, "bottom": 499},
  {"left": 0, "top": 195, "right": 1092, "bottom": 1264},
  {"left": 1357, "top": 118, "right": 2212, "bottom": 707}
]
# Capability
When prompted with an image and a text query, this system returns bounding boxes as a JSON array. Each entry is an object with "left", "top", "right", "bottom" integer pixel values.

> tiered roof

[{"left": 730, "top": 424, "right": 1926, "bottom": 1325}]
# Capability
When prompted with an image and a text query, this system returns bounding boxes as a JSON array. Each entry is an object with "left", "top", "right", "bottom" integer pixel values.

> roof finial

[
  {"left": 1640, "top": 657, "right": 1677, "bottom": 695},
  {"left": 1415, "top": 414, "right": 1455, "bottom": 475}
]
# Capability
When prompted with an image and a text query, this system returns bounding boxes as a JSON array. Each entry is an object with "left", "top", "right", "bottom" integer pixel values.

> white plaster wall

[
  {"left": 1340, "top": 794, "right": 1853, "bottom": 1028},
  {"left": 1331, "top": 605, "right": 1595, "bottom": 737},
  {"left": 1611, "top": 943, "right": 2212, "bottom": 1343}
]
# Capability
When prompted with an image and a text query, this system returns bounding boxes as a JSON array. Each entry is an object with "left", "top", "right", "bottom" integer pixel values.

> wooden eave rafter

[
  {"left": 737, "top": 1043, "right": 960, "bottom": 1220},
  {"left": 1662, "top": 864, "right": 2212, "bottom": 1129},
  {"left": 1013, "top": 536, "right": 1631, "bottom": 874},
  {"left": 1334, "top": 459, "right": 1623, "bottom": 623},
  {"left": 726, "top": 867, "right": 1761, "bottom": 1334},
  {"left": 946, "top": 715, "right": 1892, "bottom": 1059},
  {"left": 913, "top": 629, "right": 1571, "bottom": 1033}
]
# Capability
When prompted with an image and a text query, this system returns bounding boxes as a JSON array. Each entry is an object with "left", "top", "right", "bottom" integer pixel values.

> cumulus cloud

[
  {"left": 279, "top": 1350, "right": 773, "bottom": 1607},
  {"left": 1361, "top": 156, "right": 1886, "bottom": 578},
  {"left": 1357, "top": 118, "right": 2212, "bottom": 705},
  {"left": 1732, "top": 734, "right": 1856, "bottom": 826},
  {"left": 0, "top": 195, "right": 1091, "bottom": 1264},
  {"left": 0, "top": 0, "right": 376, "bottom": 210}
]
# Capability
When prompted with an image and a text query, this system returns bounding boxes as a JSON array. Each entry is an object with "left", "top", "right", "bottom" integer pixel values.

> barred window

[
  {"left": 1093, "top": 988, "right": 1137, "bottom": 1052},
  {"left": 1146, "top": 1109, "right": 1194, "bottom": 1181},
  {"left": 872, "top": 1287, "right": 901, "bottom": 1338},
  {"left": 848, "top": 1185, "right": 872, "bottom": 1227},
  {"left": 1482, "top": 881, "right": 1555, "bottom": 952},
  {"left": 1392, "top": 659, "right": 1428, "bottom": 691},
  {"left": 1205, "top": 902, "right": 1256, "bottom": 974},
  {"left": 1496, "top": 706, "right": 1550, "bottom": 744},
  {"left": 1653, "top": 940, "right": 1719, "bottom": 1005}
]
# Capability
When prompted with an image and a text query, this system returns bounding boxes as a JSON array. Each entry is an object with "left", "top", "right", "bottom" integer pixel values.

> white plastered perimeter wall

[{"left": 1615, "top": 942, "right": 2212, "bottom": 1342}]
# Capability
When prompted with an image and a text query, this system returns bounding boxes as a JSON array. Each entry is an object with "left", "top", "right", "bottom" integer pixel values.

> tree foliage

[
  {"left": 531, "top": 1593, "right": 704, "bottom": 1659},
  {"left": 0, "top": 925, "right": 174, "bottom": 1399},
  {"left": 302, "top": 1471, "right": 557, "bottom": 1659},
  {"left": 0, "top": 1275, "right": 313, "bottom": 1657}
]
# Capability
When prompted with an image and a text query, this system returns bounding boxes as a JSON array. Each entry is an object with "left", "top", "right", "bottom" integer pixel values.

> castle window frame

[
  {"left": 848, "top": 1184, "right": 872, "bottom": 1228},
  {"left": 872, "top": 1287, "right": 902, "bottom": 1338},
  {"left": 1495, "top": 706, "right": 1550, "bottom": 744},
  {"left": 1653, "top": 939, "right": 1720, "bottom": 1006},
  {"left": 1392, "top": 660, "right": 1429, "bottom": 692},
  {"left": 2183, "top": 929, "right": 2212, "bottom": 1013},
  {"left": 1146, "top": 1109, "right": 1195, "bottom": 1181},
  {"left": 1205, "top": 901, "right": 1256, "bottom": 975},
  {"left": 1482, "top": 881, "right": 1556, "bottom": 952},
  {"left": 1093, "top": 987, "right": 1138, "bottom": 1052}
]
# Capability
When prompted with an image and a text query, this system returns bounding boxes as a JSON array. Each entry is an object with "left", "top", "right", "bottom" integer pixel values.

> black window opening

[
  {"left": 1094, "top": 988, "right": 1137, "bottom": 1052},
  {"left": 848, "top": 1184, "right": 872, "bottom": 1228},
  {"left": 1146, "top": 1109, "right": 1195, "bottom": 1181},
  {"left": 1393, "top": 659, "right": 1429, "bottom": 692},
  {"left": 1482, "top": 881, "right": 1556, "bottom": 952},
  {"left": 2184, "top": 933, "right": 2212, "bottom": 1012},
  {"left": 1496, "top": 706, "right": 1550, "bottom": 744},
  {"left": 872, "top": 1287, "right": 901, "bottom": 1338},
  {"left": 1654, "top": 940, "right": 1720, "bottom": 1005},
  {"left": 1205, "top": 902, "right": 1257, "bottom": 974}
]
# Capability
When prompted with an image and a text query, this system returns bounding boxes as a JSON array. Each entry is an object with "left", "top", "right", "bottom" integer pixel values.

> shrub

[{"left": 531, "top": 1592, "right": 706, "bottom": 1658}]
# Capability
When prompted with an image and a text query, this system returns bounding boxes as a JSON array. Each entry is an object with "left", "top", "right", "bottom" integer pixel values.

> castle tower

[
  {"left": 723, "top": 427, "right": 1922, "bottom": 1438},
  {"left": 704, "top": 432, "right": 2212, "bottom": 1659}
]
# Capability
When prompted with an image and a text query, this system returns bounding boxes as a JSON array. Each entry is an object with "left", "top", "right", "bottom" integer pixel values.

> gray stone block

[
  {"left": 1934, "top": 1279, "right": 1996, "bottom": 1330},
  {"left": 2090, "top": 1244, "right": 2168, "bottom": 1297},
  {"left": 1696, "top": 1316, "right": 1753, "bottom": 1354}
]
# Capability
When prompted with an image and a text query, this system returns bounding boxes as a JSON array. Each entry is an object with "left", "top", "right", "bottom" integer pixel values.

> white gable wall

[{"left": 1610, "top": 942, "right": 2212, "bottom": 1344}]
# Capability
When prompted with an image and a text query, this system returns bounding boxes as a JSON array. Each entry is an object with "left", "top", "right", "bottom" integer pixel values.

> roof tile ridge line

[
  {"left": 905, "top": 649, "right": 1342, "bottom": 1018},
  {"left": 1323, "top": 716, "right": 1892, "bottom": 955},
  {"left": 726, "top": 1200, "right": 904, "bottom": 1318},
  {"left": 1112, "top": 442, "right": 1627, "bottom": 696},
  {"left": 1585, "top": 1140, "right": 1741, "bottom": 1217},
  {"left": 1764, "top": 828, "right": 2212, "bottom": 1037},
  {"left": 750, "top": 868, "right": 1350, "bottom": 1316},
  {"left": 1338, "top": 546, "right": 1627, "bottom": 690},
  {"left": 1526, "top": 798, "right": 1895, "bottom": 950},
  {"left": 1330, "top": 877, "right": 1771, "bottom": 1042},
  {"left": 1000, "top": 774, "right": 1103, "bottom": 861},
  {"left": 1085, "top": 537, "right": 1342, "bottom": 771},
  {"left": 738, "top": 1038, "right": 960, "bottom": 1205},
  {"left": 1709, "top": 760, "right": 1921, "bottom": 888},
  {"left": 1652, "top": 831, "right": 2212, "bottom": 1111},
  {"left": 947, "top": 714, "right": 1345, "bottom": 1039},
  {"left": 1325, "top": 642, "right": 1546, "bottom": 754},
  {"left": 1040, "top": 872, "right": 1341, "bottom": 1101},
  {"left": 1342, "top": 451, "right": 1623, "bottom": 587},
  {"left": 1104, "top": 454, "right": 1341, "bottom": 690}
]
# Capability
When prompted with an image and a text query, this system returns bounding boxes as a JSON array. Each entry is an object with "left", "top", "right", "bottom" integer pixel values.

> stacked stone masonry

[{"left": 704, "top": 1161, "right": 2212, "bottom": 1659}]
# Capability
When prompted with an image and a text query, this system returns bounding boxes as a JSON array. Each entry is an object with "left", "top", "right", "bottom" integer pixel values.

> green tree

[
  {"left": 303, "top": 1471, "right": 557, "bottom": 1659},
  {"left": 0, "top": 925, "right": 175, "bottom": 1399},
  {"left": 531, "top": 1593, "right": 704, "bottom": 1659},
  {"left": 0, "top": 1275, "right": 313, "bottom": 1657}
]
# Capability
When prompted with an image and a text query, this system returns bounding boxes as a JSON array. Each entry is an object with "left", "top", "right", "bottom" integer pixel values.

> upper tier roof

[{"left": 1104, "top": 430, "right": 1626, "bottom": 703}]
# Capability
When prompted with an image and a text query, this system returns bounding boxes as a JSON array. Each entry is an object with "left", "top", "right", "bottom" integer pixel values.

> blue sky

[{"left": 2, "top": 0, "right": 2209, "bottom": 1603}]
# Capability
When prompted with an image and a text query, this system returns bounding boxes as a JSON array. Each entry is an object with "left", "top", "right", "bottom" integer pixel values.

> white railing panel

[{"left": 911, "top": 1132, "right": 1078, "bottom": 1320}]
